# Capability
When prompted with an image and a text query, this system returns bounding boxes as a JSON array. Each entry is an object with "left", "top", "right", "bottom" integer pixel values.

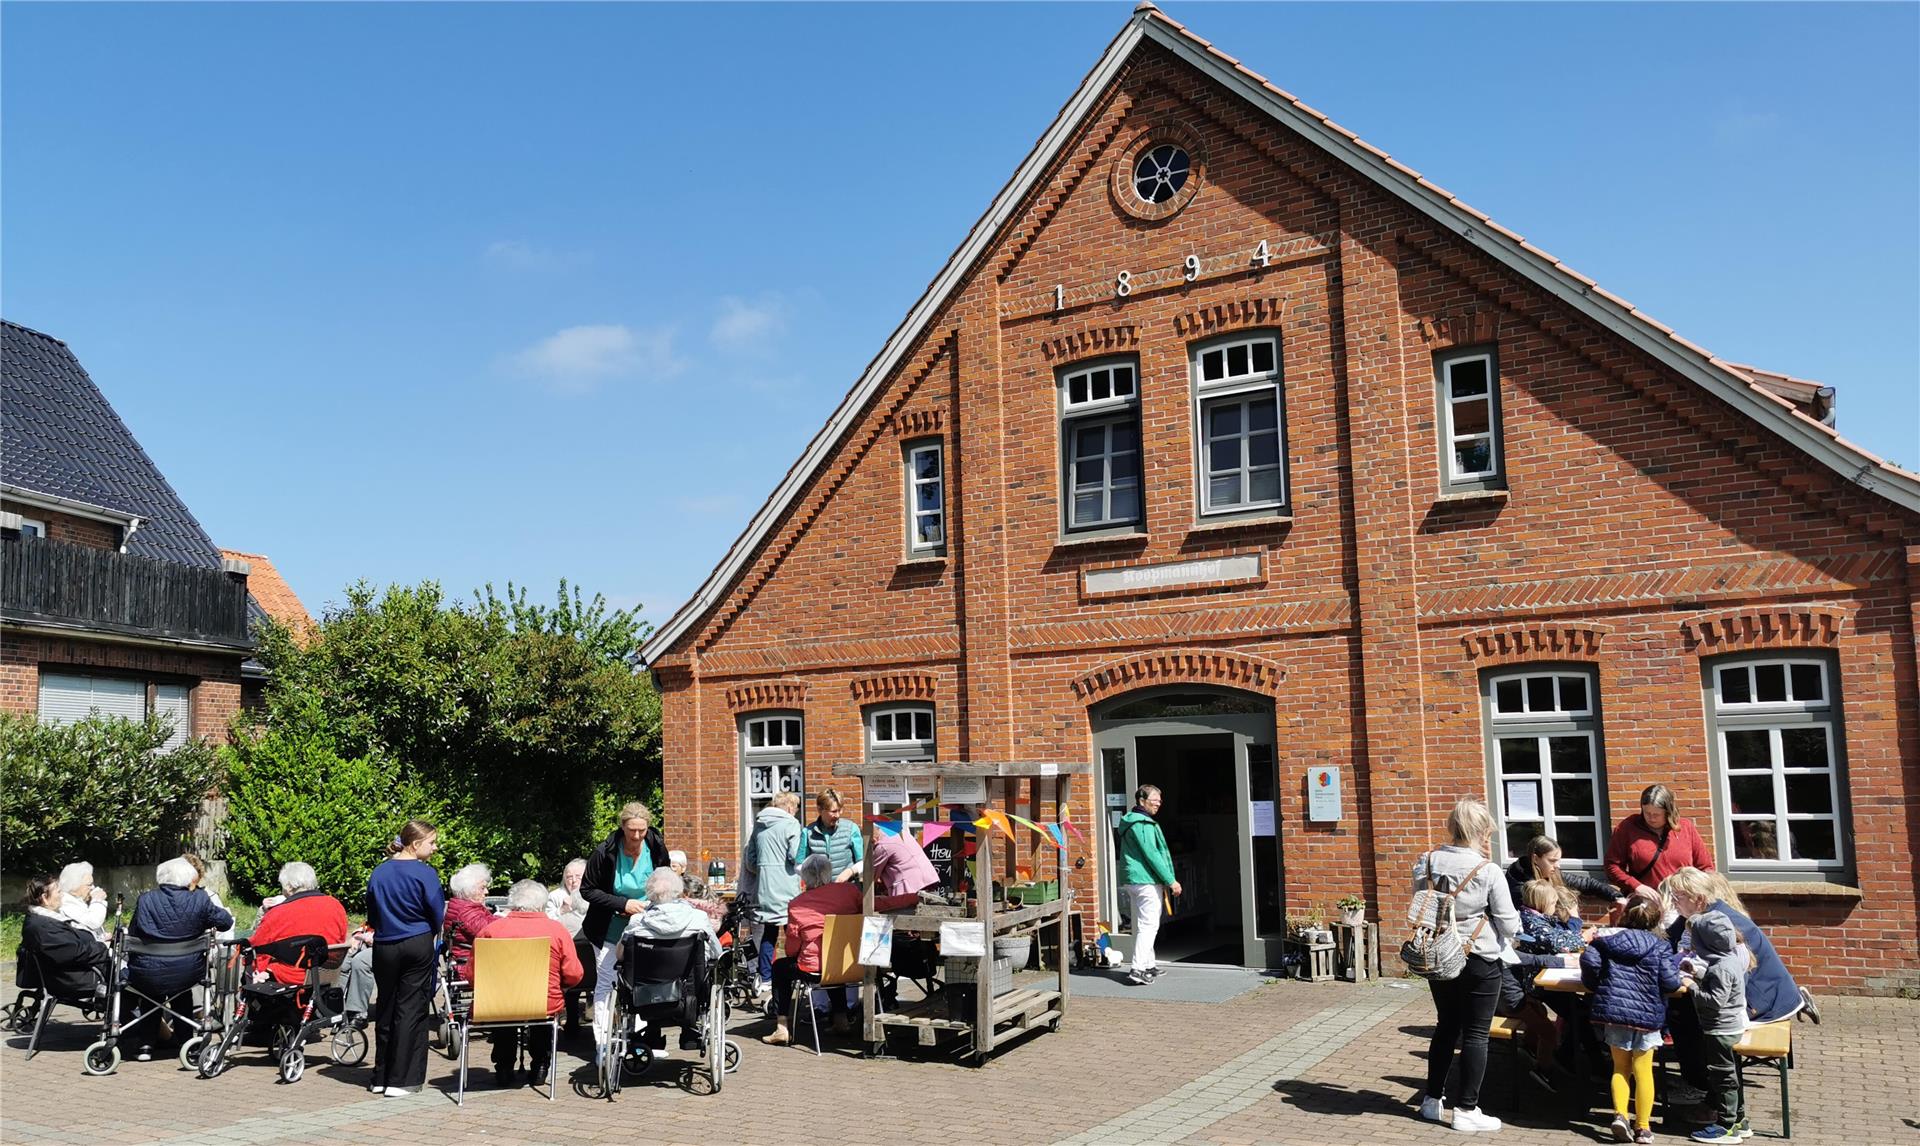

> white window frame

[
  {"left": 740, "top": 712, "right": 804, "bottom": 835},
  {"left": 1706, "top": 656, "right": 1849, "bottom": 876},
  {"left": 18, "top": 517, "right": 46, "bottom": 539},
  {"left": 1438, "top": 348, "right": 1504, "bottom": 489},
  {"left": 1484, "top": 667, "right": 1607, "bottom": 867},
  {"left": 904, "top": 439, "right": 946, "bottom": 556},
  {"left": 1191, "top": 334, "right": 1286, "bottom": 518},
  {"left": 38, "top": 671, "right": 192, "bottom": 751},
  {"left": 1059, "top": 358, "right": 1143, "bottom": 535},
  {"left": 867, "top": 704, "right": 935, "bottom": 757}
]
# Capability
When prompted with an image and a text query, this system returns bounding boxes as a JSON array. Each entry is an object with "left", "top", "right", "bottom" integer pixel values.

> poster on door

[{"left": 1306, "top": 766, "right": 1342, "bottom": 822}]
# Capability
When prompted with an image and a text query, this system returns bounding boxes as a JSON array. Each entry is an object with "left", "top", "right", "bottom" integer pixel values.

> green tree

[{"left": 233, "top": 579, "right": 660, "bottom": 890}]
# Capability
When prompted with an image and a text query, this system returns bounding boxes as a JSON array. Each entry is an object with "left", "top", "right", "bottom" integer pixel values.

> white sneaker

[
  {"left": 1419, "top": 1096, "right": 1446, "bottom": 1123},
  {"left": 382, "top": 1086, "right": 415, "bottom": 1098},
  {"left": 1451, "top": 1107, "right": 1502, "bottom": 1133},
  {"left": 368, "top": 1084, "right": 385, "bottom": 1095}
]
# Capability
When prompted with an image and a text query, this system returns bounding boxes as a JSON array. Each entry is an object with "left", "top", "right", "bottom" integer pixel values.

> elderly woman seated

[
  {"left": 762, "top": 854, "right": 919, "bottom": 1045},
  {"left": 247, "top": 862, "right": 375, "bottom": 1024},
  {"left": 57, "top": 862, "right": 110, "bottom": 941},
  {"left": 21, "top": 873, "right": 111, "bottom": 1004},
  {"left": 478, "top": 879, "right": 584, "bottom": 1086},
  {"left": 445, "top": 863, "right": 495, "bottom": 982},
  {"left": 627, "top": 868, "right": 718, "bottom": 1051},
  {"left": 128, "top": 856, "right": 234, "bottom": 1060}
]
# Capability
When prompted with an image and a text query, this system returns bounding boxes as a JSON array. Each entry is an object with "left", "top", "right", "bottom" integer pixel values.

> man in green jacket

[{"left": 1116, "top": 785, "right": 1182, "bottom": 985}]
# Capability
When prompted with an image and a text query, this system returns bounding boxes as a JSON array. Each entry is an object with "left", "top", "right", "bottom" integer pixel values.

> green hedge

[{"left": 0, "top": 712, "right": 223, "bottom": 874}]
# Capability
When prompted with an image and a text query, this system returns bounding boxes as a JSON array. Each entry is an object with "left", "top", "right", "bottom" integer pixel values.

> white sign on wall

[
  {"left": 940, "top": 776, "right": 987, "bottom": 805},
  {"left": 1083, "top": 553, "right": 1260, "bottom": 596},
  {"left": 1306, "top": 766, "right": 1342, "bottom": 822}
]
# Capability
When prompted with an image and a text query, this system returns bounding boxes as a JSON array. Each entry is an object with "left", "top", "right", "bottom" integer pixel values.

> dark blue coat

[
  {"left": 1581, "top": 926, "right": 1681, "bottom": 1031},
  {"left": 1668, "top": 900, "right": 1801, "bottom": 1023},
  {"left": 128, "top": 886, "right": 232, "bottom": 994}
]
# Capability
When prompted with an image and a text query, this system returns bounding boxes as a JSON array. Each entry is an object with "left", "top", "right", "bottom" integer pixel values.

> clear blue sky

[{"left": 6, "top": 3, "right": 1916, "bottom": 627}]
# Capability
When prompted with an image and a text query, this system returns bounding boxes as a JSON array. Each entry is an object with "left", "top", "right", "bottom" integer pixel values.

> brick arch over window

[
  {"left": 1458, "top": 623, "right": 1610, "bottom": 666},
  {"left": 725, "top": 679, "right": 810, "bottom": 712},
  {"left": 1071, "top": 649, "right": 1284, "bottom": 702},
  {"left": 1171, "top": 295, "right": 1288, "bottom": 339},
  {"left": 848, "top": 671, "right": 938, "bottom": 703},
  {"left": 1680, "top": 606, "right": 1848, "bottom": 653}
]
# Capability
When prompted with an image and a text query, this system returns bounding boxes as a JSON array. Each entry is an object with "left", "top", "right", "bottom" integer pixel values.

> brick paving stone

[{"left": 3, "top": 974, "right": 1913, "bottom": 1145}]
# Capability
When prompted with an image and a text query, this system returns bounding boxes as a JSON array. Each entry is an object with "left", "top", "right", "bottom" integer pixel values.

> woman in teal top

[{"left": 580, "top": 802, "right": 670, "bottom": 1045}]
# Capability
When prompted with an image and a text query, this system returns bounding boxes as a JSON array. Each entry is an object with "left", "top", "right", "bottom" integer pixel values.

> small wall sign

[{"left": 1306, "top": 766, "right": 1342, "bottom": 822}]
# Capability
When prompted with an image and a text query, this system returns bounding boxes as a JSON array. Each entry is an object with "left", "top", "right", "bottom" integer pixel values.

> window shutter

[
  {"left": 38, "top": 673, "right": 145, "bottom": 726},
  {"left": 154, "top": 683, "right": 192, "bottom": 750}
]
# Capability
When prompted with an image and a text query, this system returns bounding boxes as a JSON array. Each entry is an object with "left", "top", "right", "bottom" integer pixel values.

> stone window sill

[
  {"left": 897, "top": 555, "right": 947, "bottom": 569},
  {"left": 1053, "top": 531, "right": 1148, "bottom": 552},
  {"left": 1434, "top": 489, "right": 1509, "bottom": 506},
  {"left": 1726, "top": 880, "right": 1861, "bottom": 900},
  {"left": 1188, "top": 515, "right": 1292, "bottom": 537}
]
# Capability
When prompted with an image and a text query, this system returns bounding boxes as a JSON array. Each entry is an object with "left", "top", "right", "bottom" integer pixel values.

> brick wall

[
  {"left": 1, "top": 630, "right": 244, "bottom": 744},
  {"left": 651, "top": 43, "right": 1920, "bottom": 992}
]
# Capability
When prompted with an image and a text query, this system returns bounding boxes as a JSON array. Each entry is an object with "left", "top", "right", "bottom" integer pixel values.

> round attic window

[
  {"left": 1112, "top": 123, "right": 1204, "bottom": 222},
  {"left": 1132, "top": 144, "right": 1191, "bottom": 205}
]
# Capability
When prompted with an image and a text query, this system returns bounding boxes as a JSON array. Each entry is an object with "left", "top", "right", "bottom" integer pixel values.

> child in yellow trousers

[{"left": 1579, "top": 899, "right": 1683, "bottom": 1144}]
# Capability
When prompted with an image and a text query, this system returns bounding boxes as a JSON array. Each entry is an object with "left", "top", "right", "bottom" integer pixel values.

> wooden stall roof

[{"left": 829, "top": 760, "right": 1093, "bottom": 779}]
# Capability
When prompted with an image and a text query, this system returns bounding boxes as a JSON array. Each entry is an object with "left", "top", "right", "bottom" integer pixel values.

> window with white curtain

[{"left": 38, "top": 671, "right": 193, "bottom": 751}]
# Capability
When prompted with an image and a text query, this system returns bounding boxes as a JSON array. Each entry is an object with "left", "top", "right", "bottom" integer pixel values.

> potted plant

[
  {"left": 1305, "top": 904, "right": 1332, "bottom": 944},
  {"left": 1337, "top": 894, "right": 1367, "bottom": 927}
]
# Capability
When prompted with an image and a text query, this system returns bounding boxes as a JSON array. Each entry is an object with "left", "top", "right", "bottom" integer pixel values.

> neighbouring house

[
  {"left": 219, "top": 547, "right": 314, "bottom": 710},
  {"left": 641, "top": 8, "right": 1918, "bottom": 992},
  {"left": 1, "top": 320, "right": 253, "bottom": 748}
]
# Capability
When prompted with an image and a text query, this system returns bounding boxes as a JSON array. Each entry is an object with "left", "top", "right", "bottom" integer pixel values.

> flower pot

[{"left": 1339, "top": 907, "right": 1365, "bottom": 927}]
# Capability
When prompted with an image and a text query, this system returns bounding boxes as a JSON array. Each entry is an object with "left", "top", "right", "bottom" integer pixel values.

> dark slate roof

[{"left": 2, "top": 320, "right": 222, "bottom": 569}]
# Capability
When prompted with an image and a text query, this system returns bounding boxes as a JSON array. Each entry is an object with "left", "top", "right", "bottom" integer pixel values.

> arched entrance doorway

[{"left": 1090, "top": 686, "right": 1283, "bottom": 969}]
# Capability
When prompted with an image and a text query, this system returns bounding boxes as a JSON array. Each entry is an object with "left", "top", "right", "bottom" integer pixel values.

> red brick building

[
  {"left": 642, "top": 7, "right": 1920, "bottom": 992},
  {"left": 2, "top": 320, "right": 253, "bottom": 748}
]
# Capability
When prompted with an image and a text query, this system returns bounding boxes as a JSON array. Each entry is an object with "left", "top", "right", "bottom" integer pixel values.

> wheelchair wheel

[
  {"left": 723, "top": 1040, "right": 741, "bottom": 1074},
  {"left": 329, "top": 1022, "right": 369, "bottom": 1066},
  {"left": 179, "top": 1035, "right": 206, "bottom": 1071},
  {"left": 82, "top": 1040, "right": 120, "bottom": 1076},
  {"left": 705, "top": 982, "right": 725, "bottom": 1093},
  {"left": 279, "top": 1045, "right": 306, "bottom": 1084},
  {"left": 197, "top": 1031, "right": 226, "bottom": 1078}
]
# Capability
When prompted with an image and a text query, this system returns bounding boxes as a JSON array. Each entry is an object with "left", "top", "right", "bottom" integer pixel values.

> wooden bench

[
  {"left": 1733, "top": 1019, "right": 1793, "bottom": 1139},
  {"left": 1484, "top": 1015, "right": 1528, "bottom": 1107}
]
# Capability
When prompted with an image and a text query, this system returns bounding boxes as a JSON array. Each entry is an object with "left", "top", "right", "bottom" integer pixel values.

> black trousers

[
  {"left": 1667, "top": 996, "right": 1711, "bottom": 1089},
  {"left": 1426, "top": 954, "right": 1503, "bottom": 1110},
  {"left": 371, "top": 932, "right": 436, "bottom": 1089}
]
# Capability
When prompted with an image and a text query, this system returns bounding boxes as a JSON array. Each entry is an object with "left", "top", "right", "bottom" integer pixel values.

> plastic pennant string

[
  {"left": 1047, "top": 823, "right": 1068, "bottom": 848},
  {"left": 1007, "top": 813, "right": 1056, "bottom": 845},
  {"left": 919, "top": 822, "right": 953, "bottom": 846},
  {"left": 872, "top": 820, "right": 903, "bottom": 837}
]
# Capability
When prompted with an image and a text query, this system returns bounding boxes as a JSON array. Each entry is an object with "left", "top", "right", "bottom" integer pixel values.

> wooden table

[{"left": 1533, "top": 968, "right": 1689, "bottom": 997}]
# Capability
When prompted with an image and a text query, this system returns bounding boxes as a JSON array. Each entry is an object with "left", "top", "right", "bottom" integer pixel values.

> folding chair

[
  {"left": 788, "top": 914, "right": 863, "bottom": 1057},
  {"left": 455, "top": 937, "right": 558, "bottom": 1105},
  {"left": 12, "top": 946, "right": 104, "bottom": 1061}
]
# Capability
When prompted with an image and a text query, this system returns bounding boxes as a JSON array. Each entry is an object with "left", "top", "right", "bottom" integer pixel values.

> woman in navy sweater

[{"left": 366, "top": 820, "right": 445, "bottom": 1097}]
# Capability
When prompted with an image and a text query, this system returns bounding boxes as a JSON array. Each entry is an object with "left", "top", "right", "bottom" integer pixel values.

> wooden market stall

[{"left": 833, "top": 760, "right": 1088, "bottom": 1060}]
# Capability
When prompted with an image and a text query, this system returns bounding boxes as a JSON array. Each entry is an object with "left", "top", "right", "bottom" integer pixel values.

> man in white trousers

[{"left": 1114, "top": 785, "right": 1181, "bottom": 985}]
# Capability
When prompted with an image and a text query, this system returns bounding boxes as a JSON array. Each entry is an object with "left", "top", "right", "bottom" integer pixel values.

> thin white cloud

[
  {"left": 485, "top": 240, "right": 590, "bottom": 272},
  {"left": 1713, "top": 109, "right": 1780, "bottom": 149},
  {"left": 507, "top": 324, "right": 683, "bottom": 393},
  {"left": 710, "top": 295, "right": 789, "bottom": 353}
]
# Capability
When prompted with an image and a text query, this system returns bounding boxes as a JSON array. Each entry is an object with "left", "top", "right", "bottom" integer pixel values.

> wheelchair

[
  {"left": 195, "top": 935, "right": 367, "bottom": 1083},
  {"left": 82, "top": 927, "right": 220, "bottom": 1075},
  {"left": 592, "top": 932, "right": 740, "bottom": 1099},
  {"left": 715, "top": 902, "right": 763, "bottom": 1014}
]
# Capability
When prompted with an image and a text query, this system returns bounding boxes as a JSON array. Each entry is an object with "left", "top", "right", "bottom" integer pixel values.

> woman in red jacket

[{"left": 1606, "top": 784, "right": 1713, "bottom": 899}]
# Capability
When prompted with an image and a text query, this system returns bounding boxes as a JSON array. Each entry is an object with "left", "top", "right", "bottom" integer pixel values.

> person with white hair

[
  {"left": 244, "top": 862, "right": 366, "bottom": 1012},
  {"left": 627, "top": 868, "right": 721, "bottom": 1052},
  {"left": 477, "top": 879, "right": 584, "bottom": 1086},
  {"left": 125, "top": 855, "right": 233, "bottom": 1060},
  {"left": 761, "top": 853, "right": 919, "bottom": 1045},
  {"left": 545, "top": 858, "right": 589, "bottom": 935},
  {"left": 57, "top": 861, "right": 109, "bottom": 940},
  {"left": 444, "top": 862, "right": 495, "bottom": 983}
]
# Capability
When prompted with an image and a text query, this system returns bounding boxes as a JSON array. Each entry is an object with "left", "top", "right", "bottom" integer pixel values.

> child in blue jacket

[{"left": 1581, "top": 898, "right": 1682, "bottom": 1144}]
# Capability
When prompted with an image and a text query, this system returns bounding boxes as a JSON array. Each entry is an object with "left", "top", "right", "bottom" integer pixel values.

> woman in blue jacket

[
  {"left": 127, "top": 856, "right": 233, "bottom": 1060},
  {"left": 366, "top": 820, "right": 444, "bottom": 1098}
]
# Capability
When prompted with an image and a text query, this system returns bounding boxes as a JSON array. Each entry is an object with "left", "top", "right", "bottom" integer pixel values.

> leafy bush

[
  {"left": 220, "top": 727, "right": 450, "bottom": 900},
  {"left": 233, "top": 579, "right": 662, "bottom": 889},
  {"left": 0, "top": 712, "right": 223, "bottom": 873}
]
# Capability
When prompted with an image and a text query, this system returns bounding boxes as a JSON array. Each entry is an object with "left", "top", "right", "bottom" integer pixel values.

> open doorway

[{"left": 1135, "top": 733, "right": 1242, "bottom": 964}]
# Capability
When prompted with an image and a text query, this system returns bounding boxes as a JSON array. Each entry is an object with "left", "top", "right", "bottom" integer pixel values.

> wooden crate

[
  {"left": 1292, "top": 939, "right": 1336, "bottom": 982},
  {"left": 1331, "top": 921, "right": 1381, "bottom": 982}
]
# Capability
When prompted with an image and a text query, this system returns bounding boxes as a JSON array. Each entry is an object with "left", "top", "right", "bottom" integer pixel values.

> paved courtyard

[{"left": 2, "top": 974, "right": 1913, "bottom": 1145}]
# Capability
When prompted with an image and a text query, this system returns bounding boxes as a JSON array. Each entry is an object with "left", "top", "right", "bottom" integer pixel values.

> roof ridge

[{"left": 1, "top": 318, "right": 71, "bottom": 347}]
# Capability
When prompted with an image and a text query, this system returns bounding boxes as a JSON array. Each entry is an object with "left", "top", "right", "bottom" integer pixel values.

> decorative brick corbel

[
  {"left": 848, "top": 671, "right": 939, "bottom": 703},
  {"left": 1680, "top": 607, "right": 1847, "bottom": 652},
  {"left": 1043, "top": 325, "right": 1138, "bottom": 362},
  {"left": 1418, "top": 311, "right": 1500, "bottom": 349},
  {"left": 1459, "top": 623, "right": 1609, "bottom": 666},
  {"left": 1070, "top": 649, "right": 1284, "bottom": 703},
  {"left": 724, "top": 679, "right": 810, "bottom": 712},
  {"left": 1172, "top": 296, "right": 1288, "bottom": 338},
  {"left": 892, "top": 409, "right": 946, "bottom": 437}
]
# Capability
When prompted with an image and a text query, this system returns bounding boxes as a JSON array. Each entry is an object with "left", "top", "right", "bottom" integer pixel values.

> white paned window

[
  {"left": 1193, "top": 335, "right": 1286, "bottom": 516},
  {"left": 1485, "top": 668, "right": 1606, "bottom": 865},
  {"left": 741, "top": 713, "right": 804, "bottom": 832},
  {"left": 905, "top": 440, "right": 946, "bottom": 555},
  {"left": 1060, "top": 360, "right": 1142, "bottom": 533},
  {"left": 153, "top": 683, "right": 192, "bottom": 752},
  {"left": 1708, "top": 657, "right": 1848, "bottom": 873},
  {"left": 1438, "top": 350, "right": 1504, "bottom": 487},
  {"left": 19, "top": 518, "right": 46, "bottom": 539},
  {"left": 37, "top": 672, "right": 148, "bottom": 726},
  {"left": 867, "top": 703, "right": 936, "bottom": 766}
]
